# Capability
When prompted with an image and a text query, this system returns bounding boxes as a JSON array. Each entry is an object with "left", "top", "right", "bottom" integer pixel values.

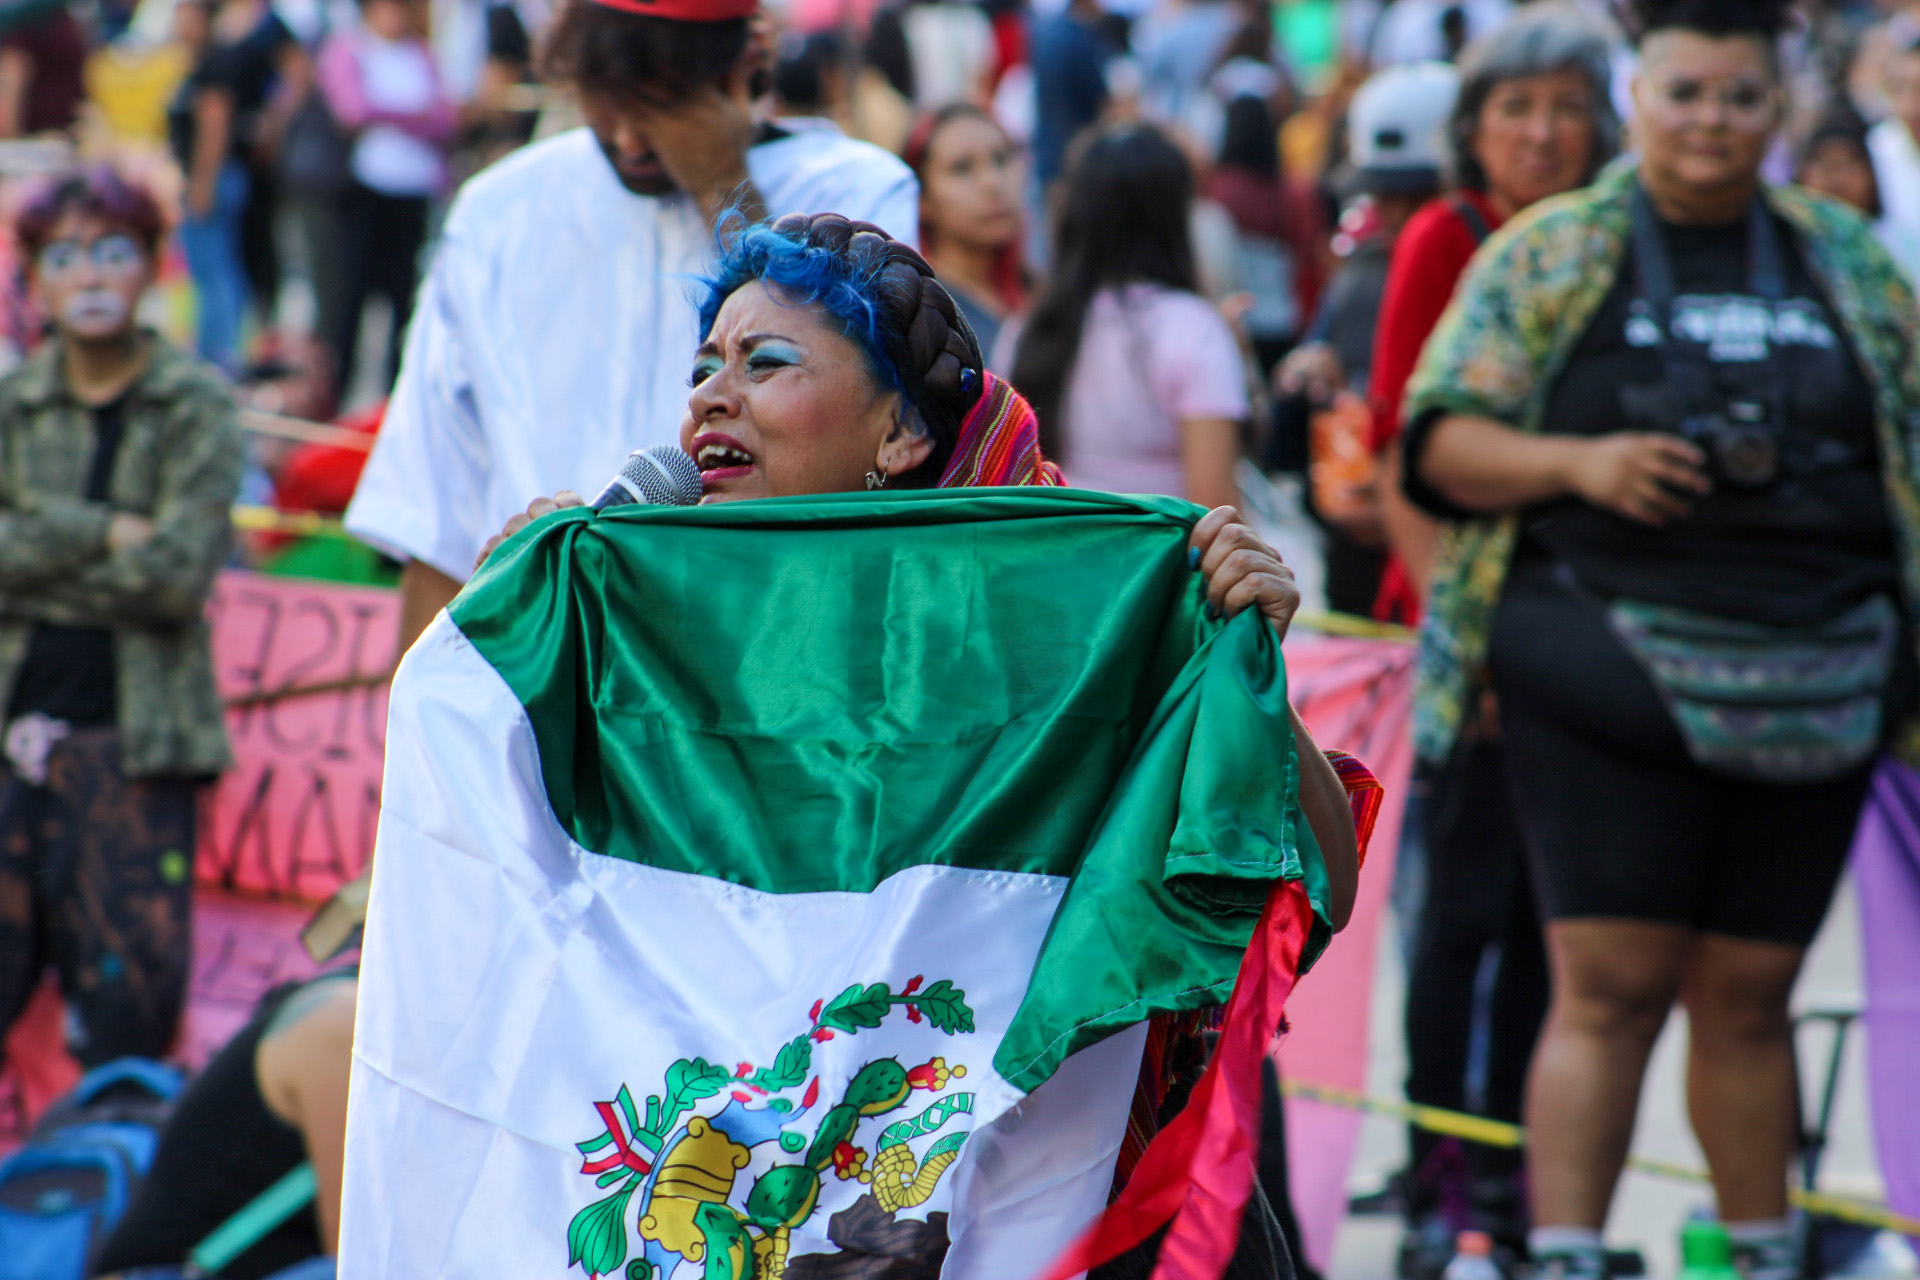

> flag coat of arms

[{"left": 339, "top": 489, "right": 1332, "bottom": 1279}]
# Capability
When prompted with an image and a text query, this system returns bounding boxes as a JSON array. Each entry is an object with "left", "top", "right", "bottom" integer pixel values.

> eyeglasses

[
  {"left": 37, "top": 234, "right": 145, "bottom": 279},
  {"left": 1645, "top": 77, "right": 1778, "bottom": 127}
]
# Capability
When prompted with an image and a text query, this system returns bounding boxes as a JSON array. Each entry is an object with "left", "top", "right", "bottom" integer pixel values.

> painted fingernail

[
  {"left": 1188, "top": 547, "right": 1201, "bottom": 570},
  {"left": 1205, "top": 601, "right": 1220, "bottom": 621}
]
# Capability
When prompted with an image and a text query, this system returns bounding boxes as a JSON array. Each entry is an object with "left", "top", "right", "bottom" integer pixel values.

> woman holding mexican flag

[
  {"left": 348, "top": 212, "right": 1366, "bottom": 1280},
  {"left": 482, "top": 211, "right": 1360, "bottom": 923}
]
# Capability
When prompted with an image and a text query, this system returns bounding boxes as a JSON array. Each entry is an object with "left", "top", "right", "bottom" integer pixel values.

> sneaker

[{"left": 1731, "top": 1232, "right": 1801, "bottom": 1280}]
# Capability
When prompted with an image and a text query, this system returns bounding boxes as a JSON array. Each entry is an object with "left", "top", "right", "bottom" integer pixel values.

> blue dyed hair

[
  {"left": 697, "top": 218, "right": 908, "bottom": 396},
  {"left": 695, "top": 213, "right": 984, "bottom": 482}
]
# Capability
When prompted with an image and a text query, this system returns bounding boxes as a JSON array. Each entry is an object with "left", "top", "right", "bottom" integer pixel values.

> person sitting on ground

[
  {"left": 0, "top": 169, "right": 242, "bottom": 1072},
  {"left": 92, "top": 971, "right": 357, "bottom": 1280}
]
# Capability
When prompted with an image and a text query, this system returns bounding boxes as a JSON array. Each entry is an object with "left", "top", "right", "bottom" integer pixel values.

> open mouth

[{"left": 692, "top": 433, "right": 756, "bottom": 489}]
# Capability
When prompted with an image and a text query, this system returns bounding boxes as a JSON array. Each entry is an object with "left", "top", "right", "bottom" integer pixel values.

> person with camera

[{"left": 1399, "top": 0, "right": 1920, "bottom": 1274}]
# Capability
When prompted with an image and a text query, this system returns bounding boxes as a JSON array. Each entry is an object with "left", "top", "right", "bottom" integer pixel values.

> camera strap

[
  {"left": 1628, "top": 179, "right": 1789, "bottom": 440},
  {"left": 1629, "top": 178, "right": 1786, "bottom": 322}
]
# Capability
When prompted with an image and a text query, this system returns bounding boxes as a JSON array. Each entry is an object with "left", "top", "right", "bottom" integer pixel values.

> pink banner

[
  {"left": 1279, "top": 633, "right": 1417, "bottom": 1268},
  {"left": 0, "top": 571, "right": 394, "bottom": 1147},
  {"left": 198, "top": 571, "right": 397, "bottom": 903}
]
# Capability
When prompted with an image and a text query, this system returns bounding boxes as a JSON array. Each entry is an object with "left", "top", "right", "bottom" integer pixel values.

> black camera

[
  {"left": 1679, "top": 401, "right": 1779, "bottom": 490},
  {"left": 1620, "top": 384, "right": 1780, "bottom": 491}
]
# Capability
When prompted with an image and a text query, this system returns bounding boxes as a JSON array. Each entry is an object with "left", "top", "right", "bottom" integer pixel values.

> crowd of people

[{"left": 2, "top": 0, "right": 1920, "bottom": 1271}]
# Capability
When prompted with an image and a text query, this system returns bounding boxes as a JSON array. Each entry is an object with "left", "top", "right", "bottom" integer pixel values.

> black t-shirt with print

[{"left": 1523, "top": 208, "right": 1894, "bottom": 628}]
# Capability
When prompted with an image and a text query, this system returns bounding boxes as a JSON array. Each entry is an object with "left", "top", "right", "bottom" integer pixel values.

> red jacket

[
  {"left": 1366, "top": 189, "right": 1504, "bottom": 452},
  {"left": 1364, "top": 189, "right": 1504, "bottom": 623}
]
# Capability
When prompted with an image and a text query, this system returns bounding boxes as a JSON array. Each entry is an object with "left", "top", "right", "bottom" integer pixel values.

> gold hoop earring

[{"left": 865, "top": 469, "right": 889, "bottom": 491}]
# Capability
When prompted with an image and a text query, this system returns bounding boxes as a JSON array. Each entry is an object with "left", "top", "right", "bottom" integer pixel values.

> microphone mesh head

[{"left": 623, "top": 445, "right": 703, "bottom": 507}]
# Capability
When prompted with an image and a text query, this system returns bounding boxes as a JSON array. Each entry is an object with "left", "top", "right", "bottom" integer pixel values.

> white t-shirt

[
  {"left": 1367, "top": 0, "right": 1511, "bottom": 66},
  {"left": 902, "top": 3, "right": 995, "bottom": 110},
  {"left": 352, "top": 36, "right": 444, "bottom": 196},
  {"left": 1869, "top": 118, "right": 1920, "bottom": 254},
  {"left": 1057, "top": 284, "right": 1249, "bottom": 499},
  {"left": 345, "top": 122, "right": 918, "bottom": 581}
]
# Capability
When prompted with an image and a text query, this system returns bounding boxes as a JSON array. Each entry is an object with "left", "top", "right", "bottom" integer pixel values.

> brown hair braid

[{"left": 764, "top": 212, "right": 984, "bottom": 483}]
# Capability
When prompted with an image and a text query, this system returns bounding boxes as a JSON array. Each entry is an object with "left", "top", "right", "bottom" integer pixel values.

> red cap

[{"left": 584, "top": 0, "right": 757, "bottom": 19}]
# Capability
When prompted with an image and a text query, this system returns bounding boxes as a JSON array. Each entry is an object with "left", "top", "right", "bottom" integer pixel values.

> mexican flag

[{"left": 339, "top": 489, "right": 1334, "bottom": 1280}]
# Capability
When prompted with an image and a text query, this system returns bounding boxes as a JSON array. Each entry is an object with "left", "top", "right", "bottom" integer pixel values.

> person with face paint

[
  {"left": 0, "top": 169, "right": 244, "bottom": 1070},
  {"left": 341, "top": 0, "right": 919, "bottom": 661}
]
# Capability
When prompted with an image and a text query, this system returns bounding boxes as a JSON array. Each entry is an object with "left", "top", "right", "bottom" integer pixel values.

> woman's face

[
  {"left": 362, "top": 0, "right": 421, "bottom": 40},
  {"left": 1470, "top": 66, "right": 1599, "bottom": 215},
  {"left": 1631, "top": 29, "right": 1780, "bottom": 211},
  {"left": 173, "top": 0, "right": 211, "bottom": 47},
  {"left": 1799, "top": 137, "right": 1878, "bottom": 215},
  {"left": 30, "top": 211, "right": 151, "bottom": 345},
  {"left": 679, "top": 280, "right": 932, "bottom": 503},
  {"left": 919, "top": 115, "right": 1023, "bottom": 254}
]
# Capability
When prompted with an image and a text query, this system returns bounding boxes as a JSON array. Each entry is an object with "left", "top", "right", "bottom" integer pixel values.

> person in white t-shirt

[
  {"left": 1869, "top": 32, "right": 1920, "bottom": 265},
  {"left": 343, "top": 0, "right": 917, "bottom": 652},
  {"left": 1367, "top": 0, "right": 1512, "bottom": 66},
  {"left": 317, "top": 0, "right": 455, "bottom": 392}
]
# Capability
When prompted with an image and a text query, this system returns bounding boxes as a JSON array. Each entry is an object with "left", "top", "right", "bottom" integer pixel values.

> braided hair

[{"left": 696, "top": 213, "right": 984, "bottom": 485}]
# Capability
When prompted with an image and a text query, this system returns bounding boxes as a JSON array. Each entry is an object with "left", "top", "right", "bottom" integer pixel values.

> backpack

[{"left": 0, "top": 1058, "right": 183, "bottom": 1280}]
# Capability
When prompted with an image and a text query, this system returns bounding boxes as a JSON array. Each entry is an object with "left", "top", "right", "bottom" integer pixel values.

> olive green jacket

[
  {"left": 1404, "top": 162, "right": 1920, "bottom": 765},
  {"left": 0, "top": 334, "right": 243, "bottom": 777}
]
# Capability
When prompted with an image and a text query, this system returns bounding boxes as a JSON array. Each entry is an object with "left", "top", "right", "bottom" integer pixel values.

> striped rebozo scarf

[{"left": 938, "top": 371, "right": 1066, "bottom": 488}]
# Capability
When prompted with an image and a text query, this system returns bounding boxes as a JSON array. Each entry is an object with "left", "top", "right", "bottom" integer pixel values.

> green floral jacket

[
  {"left": 1403, "top": 162, "right": 1920, "bottom": 764},
  {"left": 0, "top": 334, "right": 243, "bottom": 777}
]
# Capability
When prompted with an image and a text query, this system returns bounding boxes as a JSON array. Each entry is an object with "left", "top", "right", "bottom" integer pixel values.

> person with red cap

[{"left": 343, "top": 0, "right": 917, "bottom": 655}]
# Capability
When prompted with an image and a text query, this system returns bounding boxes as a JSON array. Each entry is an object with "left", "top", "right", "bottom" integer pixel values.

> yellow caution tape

[
  {"left": 1281, "top": 1080, "right": 1920, "bottom": 1235},
  {"left": 1293, "top": 610, "right": 1418, "bottom": 642},
  {"left": 231, "top": 505, "right": 351, "bottom": 536}
]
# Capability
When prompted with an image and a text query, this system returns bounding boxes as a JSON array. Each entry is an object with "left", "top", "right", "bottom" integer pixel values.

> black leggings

[
  {"left": 1490, "top": 559, "right": 1869, "bottom": 947},
  {"left": 1403, "top": 740, "right": 1547, "bottom": 1191},
  {"left": 331, "top": 182, "right": 429, "bottom": 394}
]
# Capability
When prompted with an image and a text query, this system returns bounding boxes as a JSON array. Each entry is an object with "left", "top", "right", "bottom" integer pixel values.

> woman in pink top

[
  {"left": 316, "top": 0, "right": 455, "bottom": 393},
  {"left": 1009, "top": 123, "right": 1248, "bottom": 506}
]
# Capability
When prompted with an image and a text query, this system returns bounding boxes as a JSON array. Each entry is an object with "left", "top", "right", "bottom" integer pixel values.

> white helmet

[{"left": 1346, "top": 61, "right": 1460, "bottom": 194}]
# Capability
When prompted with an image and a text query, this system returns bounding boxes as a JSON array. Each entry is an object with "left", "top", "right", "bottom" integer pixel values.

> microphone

[{"left": 592, "top": 444, "right": 703, "bottom": 509}]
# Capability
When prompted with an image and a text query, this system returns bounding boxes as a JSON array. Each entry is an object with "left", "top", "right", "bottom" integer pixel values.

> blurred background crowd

[
  {"left": 5, "top": 0, "right": 1920, "bottom": 1272},
  {"left": 18, "top": 0, "right": 1920, "bottom": 596}
]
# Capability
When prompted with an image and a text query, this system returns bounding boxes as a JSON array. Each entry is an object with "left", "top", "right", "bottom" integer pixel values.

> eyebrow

[{"left": 695, "top": 331, "right": 803, "bottom": 359}]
